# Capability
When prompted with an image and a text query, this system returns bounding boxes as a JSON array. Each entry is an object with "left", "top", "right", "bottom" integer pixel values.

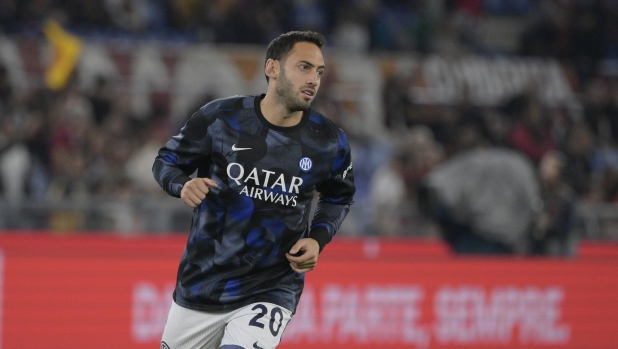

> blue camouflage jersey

[{"left": 153, "top": 94, "right": 355, "bottom": 313}]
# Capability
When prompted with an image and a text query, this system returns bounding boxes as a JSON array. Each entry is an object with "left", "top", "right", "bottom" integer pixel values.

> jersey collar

[{"left": 254, "top": 94, "right": 310, "bottom": 132}]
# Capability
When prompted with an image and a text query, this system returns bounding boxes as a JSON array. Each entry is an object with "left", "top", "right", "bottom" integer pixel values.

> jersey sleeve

[
  {"left": 309, "top": 128, "right": 356, "bottom": 252},
  {"left": 152, "top": 107, "right": 213, "bottom": 197}
]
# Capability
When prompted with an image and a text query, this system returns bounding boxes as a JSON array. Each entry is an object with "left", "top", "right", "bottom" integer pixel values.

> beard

[{"left": 275, "top": 67, "right": 312, "bottom": 112}]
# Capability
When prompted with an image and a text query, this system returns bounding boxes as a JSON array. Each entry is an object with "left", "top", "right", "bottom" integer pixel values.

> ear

[{"left": 265, "top": 58, "right": 279, "bottom": 81}]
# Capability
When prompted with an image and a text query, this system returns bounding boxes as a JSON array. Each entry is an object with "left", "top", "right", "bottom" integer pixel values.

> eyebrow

[{"left": 299, "top": 60, "right": 326, "bottom": 70}]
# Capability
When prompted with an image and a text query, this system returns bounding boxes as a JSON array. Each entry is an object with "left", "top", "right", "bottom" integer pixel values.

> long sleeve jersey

[{"left": 152, "top": 94, "right": 355, "bottom": 313}]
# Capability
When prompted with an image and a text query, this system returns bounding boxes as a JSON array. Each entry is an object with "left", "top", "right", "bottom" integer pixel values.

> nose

[
  {"left": 307, "top": 76, "right": 320, "bottom": 87},
  {"left": 307, "top": 72, "right": 319, "bottom": 86}
]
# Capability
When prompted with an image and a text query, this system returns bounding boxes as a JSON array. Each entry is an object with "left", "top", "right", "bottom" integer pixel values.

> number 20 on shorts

[{"left": 248, "top": 304, "right": 285, "bottom": 336}]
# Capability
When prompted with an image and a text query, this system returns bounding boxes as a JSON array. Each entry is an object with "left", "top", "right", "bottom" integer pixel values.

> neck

[{"left": 260, "top": 92, "right": 304, "bottom": 127}]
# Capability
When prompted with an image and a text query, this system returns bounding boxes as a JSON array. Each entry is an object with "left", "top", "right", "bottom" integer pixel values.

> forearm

[
  {"left": 152, "top": 105, "right": 214, "bottom": 198},
  {"left": 309, "top": 200, "right": 351, "bottom": 252},
  {"left": 152, "top": 156, "right": 193, "bottom": 198}
]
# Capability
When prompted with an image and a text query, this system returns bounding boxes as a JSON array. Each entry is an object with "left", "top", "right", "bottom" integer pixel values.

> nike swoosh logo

[
  {"left": 253, "top": 342, "right": 264, "bottom": 349},
  {"left": 232, "top": 144, "right": 252, "bottom": 151}
]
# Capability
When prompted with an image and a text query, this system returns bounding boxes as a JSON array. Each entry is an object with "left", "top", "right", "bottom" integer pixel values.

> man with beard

[{"left": 153, "top": 31, "right": 355, "bottom": 349}]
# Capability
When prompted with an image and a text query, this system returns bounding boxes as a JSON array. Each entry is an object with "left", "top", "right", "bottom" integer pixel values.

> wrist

[{"left": 309, "top": 226, "right": 330, "bottom": 253}]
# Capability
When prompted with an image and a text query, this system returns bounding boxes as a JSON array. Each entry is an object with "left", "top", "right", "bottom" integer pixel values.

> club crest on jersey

[{"left": 299, "top": 157, "right": 312, "bottom": 172}]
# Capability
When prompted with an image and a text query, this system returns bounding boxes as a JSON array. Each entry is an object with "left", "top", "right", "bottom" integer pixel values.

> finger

[
  {"left": 286, "top": 253, "right": 316, "bottom": 266},
  {"left": 181, "top": 197, "right": 195, "bottom": 208},
  {"left": 292, "top": 261, "right": 316, "bottom": 270},
  {"left": 200, "top": 177, "right": 219, "bottom": 188},
  {"left": 193, "top": 180, "right": 211, "bottom": 195},
  {"left": 288, "top": 241, "right": 305, "bottom": 256},
  {"left": 288, "top": 255, "right": 317, "bottom": 269},
  {"left": 285, "top": 252, "right": 306, "bottom": 263},
  {"left": 189, "top": 187, "right": 207, "bottom": 200},
  {"left": 181, "top": 197, "right": 197, "bottom": 208},
  {"left": 287, "top": 249, "right": 305, "bottom": 258},
  {"left": 185, "top": 192, "right": 204, "bottom": 206}
]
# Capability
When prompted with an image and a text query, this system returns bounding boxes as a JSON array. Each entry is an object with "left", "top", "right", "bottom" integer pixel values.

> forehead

[{"left": 285, "top": 42, "right": 324, "bottom": 66}]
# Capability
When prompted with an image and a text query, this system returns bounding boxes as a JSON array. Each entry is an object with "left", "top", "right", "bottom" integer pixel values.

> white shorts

[{"left": 161, "top": 301, "right": 293, "bottom": 349}]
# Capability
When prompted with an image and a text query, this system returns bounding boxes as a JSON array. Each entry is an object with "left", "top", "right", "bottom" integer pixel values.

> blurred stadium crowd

[{"left": 2, "top": 0, "right": 618, "bottom": 250}]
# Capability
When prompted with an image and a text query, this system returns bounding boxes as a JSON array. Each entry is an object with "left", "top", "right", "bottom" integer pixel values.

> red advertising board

[{"left": 0, "top": 232, "right": 616, "bottom": 349}]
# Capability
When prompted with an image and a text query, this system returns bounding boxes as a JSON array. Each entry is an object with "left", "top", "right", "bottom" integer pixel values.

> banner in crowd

[{"left": 0, "top": 233, "right": 616, "bottom": 349}]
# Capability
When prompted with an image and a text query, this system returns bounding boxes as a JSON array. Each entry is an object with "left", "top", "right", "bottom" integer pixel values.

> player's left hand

[{"left": 286, "top": 238, "right": 320, "bottom": 274}]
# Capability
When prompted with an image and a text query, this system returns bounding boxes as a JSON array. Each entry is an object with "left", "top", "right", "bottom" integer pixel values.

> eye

[{"left": 317, "top": 70, "right": 324, "bottom": 76}]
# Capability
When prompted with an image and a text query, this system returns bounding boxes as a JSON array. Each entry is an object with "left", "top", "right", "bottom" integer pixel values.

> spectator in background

[
  {"left": 567, "top": 2, "right": 606, "bottom": 88},
  {"left": 530, "top": 151, "right": 578, "bottom": 256},
  {"left": 508, "top": 96, "right": 556, "bottom": 164},
  {"left": 45, "top": 147, "right": 89, "bottom": 200},
  {"left": 12, "top": 0, "right": 54, "bottom": 28},
  {"left": 0, "top": 65, "right": 12, "bottom": 113},
  {"left": 382, "top": 72, "right": 415, "bottom": 130},
  {"left": 125, "top": 119, "right": 172, "bottom": 196},
  {"left": 0, "top": 117, "right": 31, "bottom": 202},
  {"left": 562, "top": 122, "right": 598, "bottom": 201},
  {"left": 0, "top": 0, "right": 18, "bottom": 33},
  {"left": 401, "top": 125, "right": 444, "bottom": 199},
  {"left": 331, "top": 0, "right": 374, "bottom": 52},
  {"left": 94, "top": 114, "right": 135, "bottom": 196},
  {"left": 22, "top": 110, "right": 50, "bottom": 198},
  {"left": 582, "top": 76, "right": 618, "bottom": 145},
  {"left": 369, "top": 149, "right": 408, "bottom": 236},
  {"left": 290, "top": 0, "right": 329, "bottom": 35},
  {"left": 600, "top": 165, "right": 618, "bottom": 203},
  {"left": 104, "top": 0, "right": 150, "bottom": 33},
  {"left": 55, "top": 0, "right": 112, "bottom": 29},
  {"left": 370, "top": 0, "right": 437, "bottom": 52},
  {"left": 88, "top": 75, "right": 114, "bottom": 127},
  {"left": 419, "top": 124, "right": 542, "bottom": 255},
  {"left": 0, "top": 70, "right": 51, "bottom": 201},
  {"left": 214, "top": 0, "right": 271, "bottom": 44},
  {"left": 47, "top": 82, "right": 94, "bottom": 187},
  {"left": 45, "top": 81, "right": 94, "bottom": 200},
  {"left": 518, "top": 1, "right": 569, "bottom": 59},
  {"left": 582, "top": 77, "right": 609, "bottom": 138}
]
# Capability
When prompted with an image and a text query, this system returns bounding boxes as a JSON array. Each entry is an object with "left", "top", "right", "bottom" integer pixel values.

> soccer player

[{"left": 152, "top": 31, "right": 355, "bottom": 349}]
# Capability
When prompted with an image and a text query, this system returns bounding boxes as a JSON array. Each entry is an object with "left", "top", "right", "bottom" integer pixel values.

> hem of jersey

[
  {"left": 173, "top": 294, "right": 296, "bottom": 314},
  {"left": 227, "top": 301, "right": 294, "bottom": 323}
]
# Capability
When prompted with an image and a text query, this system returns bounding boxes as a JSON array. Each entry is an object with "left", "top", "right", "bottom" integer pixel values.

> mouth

[{"left": 301, "top": 88, "right": 315, "bottom": 98}]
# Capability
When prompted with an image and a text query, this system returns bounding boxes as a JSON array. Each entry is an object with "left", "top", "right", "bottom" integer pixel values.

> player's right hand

[{"left": 180, "top": 178, "right": 218, "bottom": 208}]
